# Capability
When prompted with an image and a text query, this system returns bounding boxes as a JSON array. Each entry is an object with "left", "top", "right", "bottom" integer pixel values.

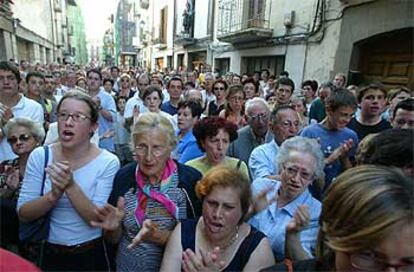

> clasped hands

[
  {"left": 45, "top": 161, "right": 74, "bottom": 202},
  {"left": 182, "top": 247, "right": 225, "bottom": 272}
]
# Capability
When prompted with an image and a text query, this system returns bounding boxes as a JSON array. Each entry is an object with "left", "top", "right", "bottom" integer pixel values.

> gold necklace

[{"left": 219, "top": 226, "right": 239, "bottom": 250}]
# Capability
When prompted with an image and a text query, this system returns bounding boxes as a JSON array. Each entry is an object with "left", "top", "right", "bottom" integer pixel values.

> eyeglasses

[
  {"left": 278, "top": 120, "right": 300, "bottom": 128},
  {"left": 135, "top": 145, "right": 167, "bottom": 157},
  {"left": 214, "top": 87, "right": 225, "bottom": 91},
  {"left": 121, "top": 79, "right": 129, "bottom": 83},
  {"left": 248, "top": 113, "right": 269, "bottom": 122},
  {"left": 349, "top": 251, "right": 414, "bottom": 272},
  {"left": 229, "top": 96, "right": 244, "bottom": 102},
  {"left": 283, "top": 164, "right": 314, "bottom": 181},
  {"left": 7, "top": 134, "right": 33, "bottom": 144},
  {"left": 57, "top": 112, "right": 91, "bottom": 122}
]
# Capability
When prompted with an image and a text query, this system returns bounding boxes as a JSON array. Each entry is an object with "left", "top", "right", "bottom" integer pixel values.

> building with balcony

[{"left": 212, "top": 0, "right": 413, "bottom": 89}]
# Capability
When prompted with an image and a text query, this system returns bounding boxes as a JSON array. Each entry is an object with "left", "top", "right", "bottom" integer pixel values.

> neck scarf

[{"left": 135, "top": 158, "right": 178, "bottom": 225}]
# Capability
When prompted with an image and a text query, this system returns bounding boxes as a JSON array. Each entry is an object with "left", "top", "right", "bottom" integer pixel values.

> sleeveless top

[{"left": 181, "top": 218, "right": 266, "bottom": 271}]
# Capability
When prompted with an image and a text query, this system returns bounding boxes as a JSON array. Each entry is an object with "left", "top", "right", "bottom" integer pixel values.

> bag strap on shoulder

[{"left": 40, "top": 146, "right": 49, "bottom": 196}]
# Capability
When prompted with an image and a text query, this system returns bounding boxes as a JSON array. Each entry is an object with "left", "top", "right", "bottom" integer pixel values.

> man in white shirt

[{"left": 0, "top": 61, "right": 44, "bottom": 160}]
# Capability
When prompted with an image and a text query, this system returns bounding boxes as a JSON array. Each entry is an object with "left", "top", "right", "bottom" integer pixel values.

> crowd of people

[{"left": 0, "top": 60, "right": 413, "bottom": 271}]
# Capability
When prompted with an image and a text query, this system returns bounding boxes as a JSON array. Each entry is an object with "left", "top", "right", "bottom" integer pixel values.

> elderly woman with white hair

[
  {"left": 1, "top": 117, "right": 45, "bottom": 249},
  {"left": 249, "top": 136, "right": 325, "bottom": 262},
  {"left": 91, "top": 112, "right": 202, "bottom": 271}
]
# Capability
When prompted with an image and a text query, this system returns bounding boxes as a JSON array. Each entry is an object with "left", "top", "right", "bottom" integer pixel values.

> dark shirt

[
  {"left": 160, "top": 101, "right": 178, "bottom": 115},
  {"left": 347, "top": 117, "right": 392, "bottom": 141}
]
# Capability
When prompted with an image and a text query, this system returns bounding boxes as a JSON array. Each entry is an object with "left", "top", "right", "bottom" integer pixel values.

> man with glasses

[
  {"left": 249, "top": 105, "right": 300, "bottom": 181},
  {"left": 0, "top": 61, "right": 44, "bottom": 161},
  {"left": 228, "top": 97, "right": 273, "bottom": 172}
]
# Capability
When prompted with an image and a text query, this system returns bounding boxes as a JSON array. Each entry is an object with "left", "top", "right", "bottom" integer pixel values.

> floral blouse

[{"left": 0, "top": 158, "right": 22, "bottom": 201}]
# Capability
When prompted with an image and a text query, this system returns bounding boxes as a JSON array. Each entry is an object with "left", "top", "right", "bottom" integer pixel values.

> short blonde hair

[
  {"left": 196, "top": 165, "right": 251, "bottom": 222},
  {"left": 132, "top": 112, "right": 176, "bottom": 148}
]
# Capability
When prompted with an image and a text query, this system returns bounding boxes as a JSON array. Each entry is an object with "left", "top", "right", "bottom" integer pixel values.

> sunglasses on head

[{"left": 7, "top": 134, "right": 32, "bottom": 144}]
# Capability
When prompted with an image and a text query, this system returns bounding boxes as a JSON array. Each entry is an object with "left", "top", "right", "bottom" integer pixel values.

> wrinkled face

[
  {"left": 7, "top": 126, "right": 38, "bottom": 156},
  {"left": 144, "top": 91, "right": 162, "bottom": 112},
  {"left": 27, "top": 76, "right": 44, "bottom": 98},
  {"left": 177, "top": 106, "right": 197, "bottom": 132},
  {"left": 279, "top": 151, "right": 316, "bottom": 200},
  {"left": 228, "top": 91, "right": 245, "bottom": 113},
  {"left": 335, "top": 223, "right": 414, "bottom": 272},
  {"left": 213, "top": 83, "right": 226, "bottom": 101},
  {"left": 246, "top": 103, "right": 270, "bottom": 137},
  {"left": 276, "top": 84, "right": 293, "bottom": 105},
  {"left": 0, "top": 70, "right": 19, "bottom": 96},
  {"left": 168, "top": 80, "right": 183, "bottom": 100},
  {"left": 360, "top": 89, "right": 386, "bottom": 118},
  {"left": 392, "top": 109, "right": 414, "bottom": 129},
  {"left": 202, "top": 186, "right": 242, "bottom": 242},
  {"left": 133, "top": 128, "right": 172, "bottom": 181},
  {"left": 243, "top": 83, "right": 256, "bottom": 100},
  {"left": 333, "top": 75, "right": 345, "bottom": 88},
  {"left": 302, "top": 85, "right": 315, "bottom": 99},
  {"left": 57, "top": 98, "right": 97, "bottom": 149},
  {"left": 202, "top": 129, "right": 230, "bottom": 166},
  {"left": 87, "top": 72, "right": 101, "bottom": 92},
  {"left": 271, "top": 109, "right": 300, "bottom": 145},
  {"left": 327, "top": 106, "right": 355, "bottom": 130}
]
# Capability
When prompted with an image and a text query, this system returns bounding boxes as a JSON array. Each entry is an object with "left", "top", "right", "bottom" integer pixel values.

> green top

[{"left": 186, "top": 156, "right": 250, "bottom": 182}]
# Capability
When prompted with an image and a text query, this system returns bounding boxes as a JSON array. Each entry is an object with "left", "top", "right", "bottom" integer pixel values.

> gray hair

[
  {"left": 3, "top": 117, "right": 45, "bottom": 143},
  {"left": 245, "top": 97, "right": 270, "bottom": 114},
  {"left": 276, "top": 136, "right": 325, "bottom": 181},
  {"left": 132, "top": 112, "right": 177, "bottom": 149}
]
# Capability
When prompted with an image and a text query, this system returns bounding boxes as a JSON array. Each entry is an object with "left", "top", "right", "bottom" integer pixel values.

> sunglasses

[
  {"left": 7, "top": 134, "right": 33, "bottom": 144},
  {"left": 214, "top": 87, "right": 225, "bottom": 91},
  {"left": 121, "top": 79, "right": 129, "bottom": 83}
]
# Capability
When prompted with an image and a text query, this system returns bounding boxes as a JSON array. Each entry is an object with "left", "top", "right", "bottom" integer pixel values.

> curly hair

[{"left": 193, "top": 116, "right": 238, "bottom": 152}]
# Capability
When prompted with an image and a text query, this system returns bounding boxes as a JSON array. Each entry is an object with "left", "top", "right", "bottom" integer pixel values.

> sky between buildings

[{"left": 78, "top": 0, "right": 119, "bottom": 48}]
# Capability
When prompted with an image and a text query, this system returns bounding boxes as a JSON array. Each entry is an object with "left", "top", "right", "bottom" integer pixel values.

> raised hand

[
  {"left": 182, "top": 247, "right": 225, "bottom": 272},
  {"left": 90, "top": 197, "right": 125, "bottom": 231},
  {"left": 286, "top": 205, "right": 310, "bottom": 233},
  {"left": 249, "top": 185, "right": 278, "bottom": 216}
]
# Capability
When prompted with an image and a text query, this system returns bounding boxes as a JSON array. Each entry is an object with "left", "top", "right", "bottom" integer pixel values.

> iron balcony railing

[{"left": 218, "top": 0, "right": 272, "bottom": 36}]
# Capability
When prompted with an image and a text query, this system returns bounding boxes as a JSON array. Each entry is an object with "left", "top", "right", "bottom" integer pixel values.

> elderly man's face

[
  {"left": 271, "top": 109, "right": 299, "bottom": 145},
  {"left": 246, "top": 103, "right": 270, "bottom": 138}
]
